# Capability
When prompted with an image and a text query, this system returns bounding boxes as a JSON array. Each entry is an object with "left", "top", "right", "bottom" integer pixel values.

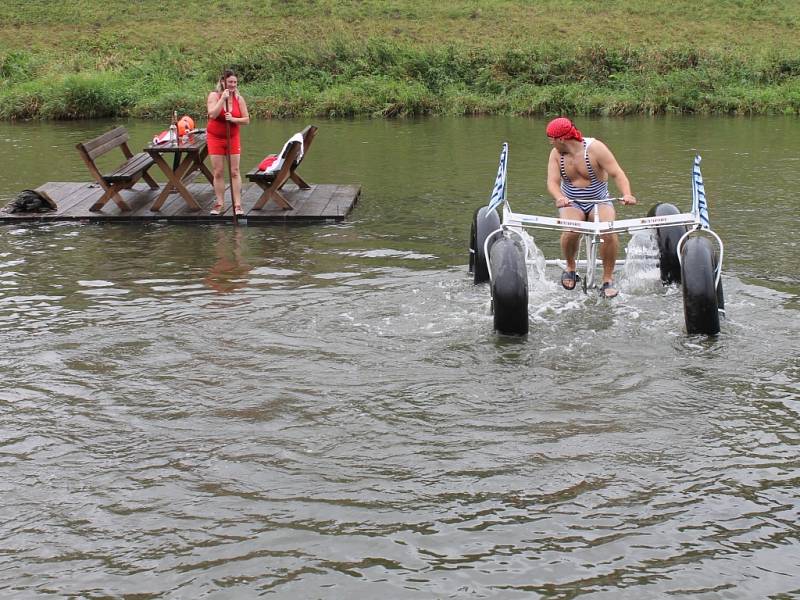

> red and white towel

[
  {"left": 258, "top": 132, "right": 304, "bottom": 174},
  {"left": 258, "top": 154, "right": 279, "bottom": 171}
]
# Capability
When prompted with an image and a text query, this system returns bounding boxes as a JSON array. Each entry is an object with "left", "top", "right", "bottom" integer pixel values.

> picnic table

[{"left": 144, "top": 132, "right": 214, "bottom": 212}]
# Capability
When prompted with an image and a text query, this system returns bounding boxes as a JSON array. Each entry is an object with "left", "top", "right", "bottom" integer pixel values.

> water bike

[{"left": 469, "top": 143, "right": 724, "bottom": 336}]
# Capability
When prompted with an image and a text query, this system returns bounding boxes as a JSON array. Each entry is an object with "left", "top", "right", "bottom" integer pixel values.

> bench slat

[
  {"left": 102, "top": 153, "right": 155, "bottom": 183},
  {"left": 79, "top": 126, "right": 130, "bottom": 160},
  {"left": 246, "top": 168, "right": 275, "bottom": 182},
  {"left": 83, "top": 135, "right": 130, "bottom": 161}
]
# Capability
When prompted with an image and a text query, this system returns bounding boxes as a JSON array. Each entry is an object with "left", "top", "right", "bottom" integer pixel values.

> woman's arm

[
  {"left": 233, "top": 95, "right": 250, "bottom": 125},
  {"left": 207, "top": 91, "right": 226, "bottom": 119}
]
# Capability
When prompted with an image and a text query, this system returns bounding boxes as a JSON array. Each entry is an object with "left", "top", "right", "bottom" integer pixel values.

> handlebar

[
  {"left": 568, "top": 197, "right": 632, "bottom": 204},
  {"left": 555, "top": 196, "right": 637, "bottom": 207}
]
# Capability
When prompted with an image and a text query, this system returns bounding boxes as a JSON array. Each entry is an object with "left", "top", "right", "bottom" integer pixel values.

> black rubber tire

[
  {"left": 647, "top": 203, "right": 687, "bottom": 284},
  {"left": 490, "top": 237, "right": 529, "bottom": 335},
  {"left": 470, "top": 206, "right": 501, "bottom": 284},
  {"left": 680, "top": 236, "right": 720, "bottom": 335}
]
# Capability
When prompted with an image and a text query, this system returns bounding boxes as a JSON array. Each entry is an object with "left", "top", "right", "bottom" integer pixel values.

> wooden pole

[{"left": 225, "top": 93, "right": 238, "bottom": 225}]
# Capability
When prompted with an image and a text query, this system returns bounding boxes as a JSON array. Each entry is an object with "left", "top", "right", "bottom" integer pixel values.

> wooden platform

[{"left": 0, "top": 181, "right": 360, "bottom": 224}]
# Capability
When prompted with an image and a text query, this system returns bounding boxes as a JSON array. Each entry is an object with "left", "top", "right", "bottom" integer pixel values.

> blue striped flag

[
  {"left": 692, "top": 155, "right": 710, "bottom": 229},
  {"left": 486, "top": 142, "right": 508, "bottom": 215}
]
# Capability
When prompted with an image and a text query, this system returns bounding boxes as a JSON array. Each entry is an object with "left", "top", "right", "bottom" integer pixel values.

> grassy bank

[{"left": 2, "top": 0, "right": 800, "bottom": 119}]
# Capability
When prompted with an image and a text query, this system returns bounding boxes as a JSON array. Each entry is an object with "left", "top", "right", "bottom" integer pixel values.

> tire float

[
  {"left": 680, "top": 235, "right": 721, "bottom": 335},
  {"left": 469, "top": 206, "right": 500, "bottom": 284},
  {"left": 647, "top": 203, "right": 687, "bottom": 284},
  {"left": 489, "top": 237, "right": 529, "bottom": 335}
]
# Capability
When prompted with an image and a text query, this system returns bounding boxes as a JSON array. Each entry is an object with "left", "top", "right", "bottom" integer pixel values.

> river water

[{"left": 0, "top": 116, "right": 798, "bottom": 598}]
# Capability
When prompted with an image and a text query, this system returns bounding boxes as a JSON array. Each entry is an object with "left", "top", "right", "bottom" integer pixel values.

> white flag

[
  {"left": 486, "top": 142, "right": 508, "bottom": 215},
  {"left": 692, "top": 155, "right": 710, "bottom": 229}
]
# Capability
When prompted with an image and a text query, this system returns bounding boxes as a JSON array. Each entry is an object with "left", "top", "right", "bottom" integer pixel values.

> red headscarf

[{"left": 546, "top": 117, "right": 583, "bottom": 142}]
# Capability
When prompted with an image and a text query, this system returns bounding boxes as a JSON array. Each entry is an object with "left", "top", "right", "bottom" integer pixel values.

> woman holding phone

[{"left": 206, "top": 69, "right": 250, "bottom": 215}]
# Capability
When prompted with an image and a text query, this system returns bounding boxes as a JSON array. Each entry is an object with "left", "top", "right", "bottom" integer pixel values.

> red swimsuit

[{"left": 206, "top": 93, "right": 241, "bottom": 155}]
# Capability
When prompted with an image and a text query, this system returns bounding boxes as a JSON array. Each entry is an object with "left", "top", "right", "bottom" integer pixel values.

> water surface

[{"left": 0, "top": 116, "right": 798, "bottom": 598}]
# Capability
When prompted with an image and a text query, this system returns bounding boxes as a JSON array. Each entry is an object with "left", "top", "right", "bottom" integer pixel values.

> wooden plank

[
  {"left": 245, "top": 184, "right": 303, "bottom": 220},
  {"left": 299, "top": 184, "right": 342, "bottom": 219},
  {"left": 169, "top": 182, "right": 218, "bottom": 220},
  {"left": 147, "top": 188, "right": 195, "bottom": 218},
  {"left": 0, "top": 182, "right": 90, "bottom": 222},
  {"left": 126, "top": 181, "right": 211, "bottom": 220},
  {"left": 59, "top": 185, "right": 114, "bottom": 218},
  {"left": 293, "top": 184, "right": 336, "bottom": 218},
  {"left": 34, "top": 182, "right": 72, "bottom": 210},
  {"left": 80, "top": 128, "right": 129, "bottom": 161},
  {"left": 44, "top": 182, "right": 92, "bottom": 216},
  {"left": 242, "top": 183, "right": 357, "bottom": 222},
  {"left": 44, "top": 182, "right": 99, "bottom": 216},
  {"left": 80, "top": 126, "right": 127, "bottom": 151},
  {"left": 57, "top": 183, "right": 151, "bottom": 220},
  {"left": 320, "top": 185, "right": 349, "bottom": 217},
  {"left": 292, "top": 184, "right": 357, "bottom": 221},
  {"left": 103, "top": 153, "right": 155, "bottom": 182},
  {"left": 0, "top": 181, "right": 359, "bottom": 224},
  {"left": 332, "top": 184, "right": 360, "bottom": 216},
  {"left": 240, "top": 182, "right": 263, "bottom": 207},
  {"left": 84, "top": 184, "right": 162, "bottom": 220},
  {"left": 126, "top": 186, "right": 170, "bottom": 219}
]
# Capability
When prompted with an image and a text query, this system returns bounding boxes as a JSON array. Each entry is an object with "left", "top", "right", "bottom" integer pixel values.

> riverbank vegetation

[{"left": 2, "top": 0, "right": 800, "bottom": 119}]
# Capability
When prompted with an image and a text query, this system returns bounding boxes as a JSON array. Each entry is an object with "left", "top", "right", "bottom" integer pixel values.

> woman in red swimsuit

[{"left": 207, "top": 69, "right": 250, "bottom": 215}]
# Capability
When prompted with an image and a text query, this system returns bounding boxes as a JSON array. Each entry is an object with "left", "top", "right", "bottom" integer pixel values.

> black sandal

[{"left": 560, "top": 270, "right": 580, "bottom": 290}]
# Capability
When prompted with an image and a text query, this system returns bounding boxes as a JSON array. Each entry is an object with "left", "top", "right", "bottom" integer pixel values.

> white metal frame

[{"left": 484, "top": 197, "right": 722, "bottom": 290}]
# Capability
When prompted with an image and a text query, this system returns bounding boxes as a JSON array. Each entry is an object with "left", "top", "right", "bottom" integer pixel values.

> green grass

[{"left": 2, "top": 0, "right": 800, "bottom": 119}]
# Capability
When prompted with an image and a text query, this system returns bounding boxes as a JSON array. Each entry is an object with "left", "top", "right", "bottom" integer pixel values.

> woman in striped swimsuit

[{"left": 545, "top": 118, "right": 637, "bottom": 298}]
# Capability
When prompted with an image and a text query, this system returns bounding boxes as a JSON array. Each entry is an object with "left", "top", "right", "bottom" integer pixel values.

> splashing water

[
  {"left": 521, "top": 230, "right": 547, "bottom": 286},
  {"left": 624, "top": 231, "right": 662, "bottom": 292}
]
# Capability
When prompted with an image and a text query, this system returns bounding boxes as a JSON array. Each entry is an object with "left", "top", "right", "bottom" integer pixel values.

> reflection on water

[
  {"left": 0, "top": 117, "right": 797, "bottom": 598},
  {"left": 203, "top": 228, "right": 253, "bottom": 294}
]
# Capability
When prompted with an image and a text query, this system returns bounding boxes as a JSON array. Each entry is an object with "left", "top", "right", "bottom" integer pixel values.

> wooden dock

[{"left": 0, "top": 181, "right": 360, "bottom": 224}]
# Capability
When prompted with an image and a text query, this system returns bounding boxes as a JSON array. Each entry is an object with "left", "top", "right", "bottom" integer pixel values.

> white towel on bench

[{"left": 264, "top": 132, "right": 305, "bottom": 174}]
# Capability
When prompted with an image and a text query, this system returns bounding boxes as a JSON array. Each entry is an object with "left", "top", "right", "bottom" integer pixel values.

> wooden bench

[
  {"left": 75, "top": 126, "right": 159, "bottom": 212},
  {"left": 245, "top": 125, "right": 318, "bottom": 208},
  {"left": 288, "top": 124, "right": 317, "bottom": 189},
  {"left": 247, "top": 140, "right": 302, "bottom": 210}
]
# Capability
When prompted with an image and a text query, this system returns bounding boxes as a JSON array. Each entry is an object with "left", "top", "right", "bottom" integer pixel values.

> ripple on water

[{"left": 0, "top": 224, "right": 798, "bottom": 597}]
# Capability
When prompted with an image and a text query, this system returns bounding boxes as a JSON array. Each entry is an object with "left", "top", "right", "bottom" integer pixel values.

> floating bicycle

[{"left": 469, "top": 143, "right": 724, "bottom": 336}]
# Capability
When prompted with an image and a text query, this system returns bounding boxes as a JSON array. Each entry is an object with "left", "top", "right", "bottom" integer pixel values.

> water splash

[
  {"left": 624, "top": 231, "right": 662, "bottom": 293},
  {"left": 521, "top": 230, "right": 547, "bottom": 286}
]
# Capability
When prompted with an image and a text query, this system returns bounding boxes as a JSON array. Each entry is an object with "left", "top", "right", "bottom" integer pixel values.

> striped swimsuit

[{"left": 559, "top": 137, "right": 611, "bottom": 215}]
